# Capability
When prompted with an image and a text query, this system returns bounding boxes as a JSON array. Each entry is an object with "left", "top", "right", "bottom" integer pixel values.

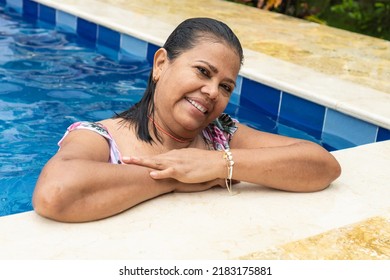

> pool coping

[{"left": 1, "top": 140, "right": 389, "bottom": 259}]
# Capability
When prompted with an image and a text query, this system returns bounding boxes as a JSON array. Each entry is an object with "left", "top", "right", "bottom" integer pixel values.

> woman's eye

[
  {"left": 197, "top": 67, "right": 209, "bottom": 77},
  {"left": 221, "top": 84, "right": 233, "bottom": 94}
]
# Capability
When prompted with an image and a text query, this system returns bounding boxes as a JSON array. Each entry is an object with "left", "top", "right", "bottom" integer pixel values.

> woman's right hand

[{"left": 122, "top": 148, "right": 226, "bottom": 184}]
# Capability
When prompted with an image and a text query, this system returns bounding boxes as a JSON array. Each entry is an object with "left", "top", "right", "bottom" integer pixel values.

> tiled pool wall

[{"left": 3, "top": 0, "right": 390, "bottom": 150}]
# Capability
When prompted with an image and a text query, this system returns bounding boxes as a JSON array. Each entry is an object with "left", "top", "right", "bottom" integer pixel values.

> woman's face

[{"left": 152, "top": 39, "right": 241, "bottom": 139}]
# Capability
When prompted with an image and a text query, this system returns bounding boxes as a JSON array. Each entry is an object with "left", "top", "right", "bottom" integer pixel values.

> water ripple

[{"left": 14, "top": 30, "right": 68, "bottom": 50}]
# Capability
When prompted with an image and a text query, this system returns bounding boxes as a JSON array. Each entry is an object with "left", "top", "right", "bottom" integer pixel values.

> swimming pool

[
  {"left": 1, "top": 1, "right": 389, "bottom": 217},
  {"left": 0, "top": 7, "right": 152, "bottom": 216}
]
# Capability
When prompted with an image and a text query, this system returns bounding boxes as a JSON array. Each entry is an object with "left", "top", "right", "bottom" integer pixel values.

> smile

[{"left": 185, "top": 98, "right": 208, "bottom": 114}]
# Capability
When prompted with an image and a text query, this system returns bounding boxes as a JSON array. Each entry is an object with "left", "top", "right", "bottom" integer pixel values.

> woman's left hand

[{"left": 122, "top": 148, "right": 225, "bottom": 183}]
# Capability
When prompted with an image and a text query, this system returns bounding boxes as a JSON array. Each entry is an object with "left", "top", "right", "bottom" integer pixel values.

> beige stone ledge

[{"left": 0, "top": 140, "right": 389, "bottom": 259}]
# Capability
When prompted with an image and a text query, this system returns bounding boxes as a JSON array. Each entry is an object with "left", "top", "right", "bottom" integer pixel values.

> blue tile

[
  {"left": 322, "top": 109, "right": 377, "bottom": 150},
  {"left": 377, "top": 127, "right": 390, "bottom": 142},
  {"left": 322, "top": 142, "right": 338, "bottom": 152},
  {"left": 7, "top": 0, "right": 23, "bottom": 13},
  {"left": 225, "top": 102, "right": 278, "bottom": 134},
  {"left": 96, "top": 44, "right": 118, "bottom": 61},
  {"left": 277, "top": 122, "right": 321, "bottom": 144},
  {"left": 120, "top": 34, "right": 148, "bottom": 59},
  {"left": 38, "top": 4, "right": 56, "bottom": 24},
  {"left": 0, "top": 0, "right": 6, "bottom": 5},
  {"left": 279, "top": 93, "right": 325, "bottom": 138},
  {"left": 77, "top": 18, "right": 97, "bottom": 43},
  {"left": 229, "top": 75, "right": 243, "bottom": 106},
  {"left": 23, "top": 0, "right": 37, "bottom": 18},
  {"left": 240, "top": 77, "right": 281, "bottom": 120},
  {"left": 56, "top": 10, "right": 77, "bottom": 33},
  {"left": 146, "top": 43, "right": 160, "bottom": 65},
  {"left": 97, "top": 25, "right": 120, "bottom": 51}
]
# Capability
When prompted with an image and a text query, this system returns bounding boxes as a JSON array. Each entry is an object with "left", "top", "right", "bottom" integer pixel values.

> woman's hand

[{"left": 122, "top": 148, "right": 226, "bottom": 184}]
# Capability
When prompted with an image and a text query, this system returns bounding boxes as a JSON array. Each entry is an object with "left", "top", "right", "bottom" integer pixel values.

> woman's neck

[{"left": 148, "top": 115, "right": 195, "bottom": 145}]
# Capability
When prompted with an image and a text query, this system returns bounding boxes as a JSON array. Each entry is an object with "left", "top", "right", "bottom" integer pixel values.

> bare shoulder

[
  {"left": 230, "top": 123, "right": 304, "bottom": 149},
  {"left": 98, "top": 118, "right": 138, "bottom": 154}
]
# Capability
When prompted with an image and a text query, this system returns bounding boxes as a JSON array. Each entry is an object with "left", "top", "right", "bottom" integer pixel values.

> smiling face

[{"left": 152, "top": 38, "right": 241, "bottom": 140}]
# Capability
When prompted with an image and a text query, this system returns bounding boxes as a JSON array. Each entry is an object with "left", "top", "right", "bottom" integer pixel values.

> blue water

[
  {"left": 0, "top": 7, "right": 333, "bottom": 217},
  {"left": 0, "top": 8, "right": 151, "bottom": 216}
]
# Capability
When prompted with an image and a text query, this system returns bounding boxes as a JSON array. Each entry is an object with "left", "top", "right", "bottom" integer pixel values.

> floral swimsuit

[{"left": 58, "top": 113, "right": 238, "bottom": 164}]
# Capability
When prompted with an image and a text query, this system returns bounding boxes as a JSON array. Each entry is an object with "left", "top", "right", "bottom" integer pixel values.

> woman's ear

[{"left": 152, "top": 48, "right": 168, "bottom": 82}]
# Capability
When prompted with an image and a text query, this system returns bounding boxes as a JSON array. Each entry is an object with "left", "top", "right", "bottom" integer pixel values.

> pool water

[
  {"left": 0, "top": 8, "right": 151, "bottom": 216},
  {"left": 0, "top": 6, "right": 330, "bottom": 217}
]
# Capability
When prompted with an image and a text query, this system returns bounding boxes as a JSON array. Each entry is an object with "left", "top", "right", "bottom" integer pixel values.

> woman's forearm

[
  {"left": 230, "top": 142, "right": 341, "bottom": 192},
  {"left": 33, "top": 158, "right": 174, "bottom": 222}
]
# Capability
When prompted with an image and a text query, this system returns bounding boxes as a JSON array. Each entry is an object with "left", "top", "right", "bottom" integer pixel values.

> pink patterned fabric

[
  {"left": 58, "top": 122, "right": 123, "bottom": 164},
  {"left": 202, "top": 113, "right": 238, "bottom": 151}
]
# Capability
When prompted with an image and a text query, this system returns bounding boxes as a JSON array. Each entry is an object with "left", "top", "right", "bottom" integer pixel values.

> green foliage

[
  {"left": 327, "top": 0, "right": 390, "bottom": 39},
  {"left": 227, "top": 0, "right": 390, "bottom": 40}
]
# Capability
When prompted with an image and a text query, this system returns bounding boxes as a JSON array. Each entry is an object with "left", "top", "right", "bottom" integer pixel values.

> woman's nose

[{"left": 201, "top": 82, "right": 219, "bottom": 100}]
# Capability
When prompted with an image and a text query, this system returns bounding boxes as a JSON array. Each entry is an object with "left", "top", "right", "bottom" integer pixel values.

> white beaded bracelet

[{"left": 223, "top": 149, "right": 234, "bottom": 194}]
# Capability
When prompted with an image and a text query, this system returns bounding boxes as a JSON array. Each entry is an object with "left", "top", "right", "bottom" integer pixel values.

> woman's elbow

[
  {"left": 325, "top": 153, "right": 342, "bottom": 184},
  {"left": 32, "top": 181, "right": 69, "bottom": 222},
  {"left": 311, "top": 155, "right": 342, "bottom": 192}
]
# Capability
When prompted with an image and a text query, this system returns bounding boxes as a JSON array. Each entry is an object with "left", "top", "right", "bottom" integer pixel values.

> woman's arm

[
  {"left": 33, "top": 130, "right": 223, "bottom": 222},
  {"left": 124, "top": 123, "right": 341, "bottom": 192},
  {"left": 227, "top": 123, "right": 341, "bottom": 192}
]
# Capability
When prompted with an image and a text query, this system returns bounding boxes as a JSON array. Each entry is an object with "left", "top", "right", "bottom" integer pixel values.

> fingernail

[{"left": 121, "top": 156, "right": 131, "bottom": 161}]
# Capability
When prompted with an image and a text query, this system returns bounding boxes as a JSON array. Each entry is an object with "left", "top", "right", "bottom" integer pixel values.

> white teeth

[{"left": 186, "top": 98, "right": 207, "bottom": 113}]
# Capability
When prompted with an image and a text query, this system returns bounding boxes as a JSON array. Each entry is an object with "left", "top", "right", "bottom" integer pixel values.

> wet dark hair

[{"left": 114, "top": 17, "right": 244, "bottom": 143}]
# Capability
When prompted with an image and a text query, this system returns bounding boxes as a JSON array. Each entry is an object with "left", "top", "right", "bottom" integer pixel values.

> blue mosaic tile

[
  {"left": 377, "top": 127, "right": 390, "bottom": 142},
  {"left": 146, "top": 43, "right": 160, "bottom": 65},
  {"left": 38, "top": 4, "right": 56, "bottom": 24},
  {"left": 7, "top": 0, "right": 22, "bottom": 13},
  {"left": 322, "top": 142, "right": 338, "bottom": 152},
  {"left": 0, "top": 0, "right": 6, "bottom": 5},
  {"left": 77, "top": 18, "right": 97, "bottom": 43},
  {"left": 23, "top": 0, "right": 37, "bottom": 18},
  {"left": 279, "top": 93, "right": 325, "bottom": 139},
  {"left": 322, "top": 109, "right": 377, "bottom": 150},
  {"left": 121, "top": 34, "right": 148, "bottom": 59},
  {"left": 97, "top": 44, "right": 118, "bottom": 61},
  {"left": 97, "top": 25, "right": 120, "bottom": 51},
  {"left": 56, "top": 10, "right": 77, "bottom": 33},
  {"left": 225, "top": 102, "right": 278, "bottom": 134},
  {"left": 229, "top": 75, "right": 243, "bottom": 106},
  {"left": 277, "top": 122, "right": 321, "bottom": 145},
  {"left": 240, "top": 77, "right": 281, "bottom": 120}
]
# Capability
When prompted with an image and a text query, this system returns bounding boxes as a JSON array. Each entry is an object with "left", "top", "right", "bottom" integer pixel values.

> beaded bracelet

[{"left": 223, "top": 149, "right": 234, "bottom": 194}]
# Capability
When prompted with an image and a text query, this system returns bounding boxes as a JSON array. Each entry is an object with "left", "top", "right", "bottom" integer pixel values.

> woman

[{"left": 33, "top": 17, "right": 341, "bottom": 222}]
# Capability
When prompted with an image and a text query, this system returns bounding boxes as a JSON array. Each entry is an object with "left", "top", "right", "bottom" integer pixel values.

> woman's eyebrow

[
  {"left": 197, "top": 60, "right": 219, "bottom": 73},
  {"left": 197, "top": 60, "right": 236, "bottom": 86}
]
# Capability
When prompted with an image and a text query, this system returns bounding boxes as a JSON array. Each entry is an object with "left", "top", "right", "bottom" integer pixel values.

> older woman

[{"left": 33, "top": 17, "right": 341, "bottom": 222}]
